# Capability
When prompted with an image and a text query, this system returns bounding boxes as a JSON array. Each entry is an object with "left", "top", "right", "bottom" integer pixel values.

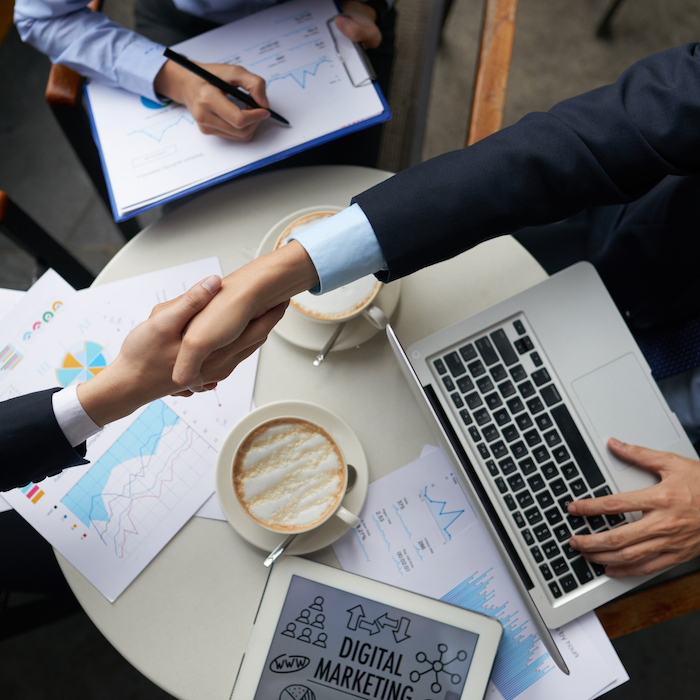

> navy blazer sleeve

[
  {"left": 354, "top": 43, "right": 700, "bottom": 281},
  {"left": 0, "top": 388, "right": 89, "bottom": 492}
]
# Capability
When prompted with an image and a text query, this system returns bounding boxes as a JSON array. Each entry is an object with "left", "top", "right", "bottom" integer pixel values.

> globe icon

[{"left": 280, "top": 684, "right": 315, "bottom": 700}]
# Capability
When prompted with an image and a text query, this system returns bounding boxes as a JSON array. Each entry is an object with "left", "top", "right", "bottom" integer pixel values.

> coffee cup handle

[
  {"left": 362, "top": 303, "right": 389, "bottom": 330},
  {"left": 334, "top": 505, "right": 360, "bottom": 529}
]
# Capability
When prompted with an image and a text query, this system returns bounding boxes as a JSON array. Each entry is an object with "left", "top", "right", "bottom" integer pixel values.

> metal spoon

[
  {"left": 313, "top": 323, "right": 346, "bottom": 366},
  {"left": 263, "top": 464, "right": 358, "bottom": 567}
]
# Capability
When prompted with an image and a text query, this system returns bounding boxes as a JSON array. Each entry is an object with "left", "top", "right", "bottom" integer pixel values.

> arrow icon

[
  {"left": 376, "top": 613, "right": 399, "bottom": 631},
  {"left": 360, "top": 619, "right": 380, "bottom": 635},
  {"left": 393, "top": 617, "right": 411, "bottom": 643},
  {"left": 347, "top": 605, "right": 365, "bottom": 630}
]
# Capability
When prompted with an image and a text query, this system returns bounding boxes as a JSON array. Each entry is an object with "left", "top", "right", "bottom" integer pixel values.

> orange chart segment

[{"left": 56, "top": 342, "right": 109, "bottom": 387}]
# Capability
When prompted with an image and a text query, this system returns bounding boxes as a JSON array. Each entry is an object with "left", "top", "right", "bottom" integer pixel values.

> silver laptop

[{"left": 387, "top": 261, "right": 697, "bottom": 671}]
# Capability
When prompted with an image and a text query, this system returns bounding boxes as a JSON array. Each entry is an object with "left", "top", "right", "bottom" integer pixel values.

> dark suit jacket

[
  {"left": 0, "top": 388, "right": 88, "bottom": 492},
  {"left": 354, "top": 43, "right": 700, "bottom": 332}
]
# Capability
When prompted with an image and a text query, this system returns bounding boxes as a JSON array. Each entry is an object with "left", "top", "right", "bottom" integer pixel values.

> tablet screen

[{"left": 253, "top": 575, "right": 480, "bottom": 700}]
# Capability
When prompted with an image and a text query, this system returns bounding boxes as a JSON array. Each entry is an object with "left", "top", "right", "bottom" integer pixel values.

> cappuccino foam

[
  {"left": 277, "top": 212, "right": 382, "bottom": 321},
  {"left": 233, "top": 418, "right": 345, "bottom": 533}
]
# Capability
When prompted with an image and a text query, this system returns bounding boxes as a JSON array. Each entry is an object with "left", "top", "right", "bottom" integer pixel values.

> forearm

[{"left": 354, "top": 43, "right": 700, "bottom": 281}]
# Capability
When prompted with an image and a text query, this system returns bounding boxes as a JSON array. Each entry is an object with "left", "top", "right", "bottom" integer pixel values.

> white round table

[{"left": 56, "top": 165, "right": 546, "bottom": 700}]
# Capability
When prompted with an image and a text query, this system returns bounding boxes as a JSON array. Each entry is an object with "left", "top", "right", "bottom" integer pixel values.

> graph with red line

[{"left": 61, "top": 400, "right": 216, "bottom": 560}]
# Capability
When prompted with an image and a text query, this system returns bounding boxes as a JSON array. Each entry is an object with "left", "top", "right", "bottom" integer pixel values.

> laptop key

[
  {"left": 524, "top": 429, "right": 541, "bottom": 447},
  {"left": 513, "top": 320, "right": 526, "bottom": 335},
  {"left": 533, "top": 524, "right": 551, "bottom": 542},
  {"left": 591, "top": 562, "right": 607, "bottom": 577},
  {"left": 494, "top": 408, "right": 510, "bottom": 426},
  {"left": 510, "top": 364, "right": 527, "bottom": 382},
  {"left": 550, "top": 404, "right": 606, "bottom": 488},
  {"left": 485, "top": 460, "right": 499, "bottom": 476},
  {"left": 491, "top": 441, "right": 508, "bottom": 459},
  {"left": 507, "top": 474, "right": 525, "bottom": 491},
  {"left": 451, "top": 392, "right": 464, "bottom": 408},
  {"left": 562, "top": 542, "right": 579, "bottom": 560},
  {"left": 544, "top": 430, "right": 561, "bottom": 447},
  {"left": 542, "top": 540, "right": 559, "bottom": 559},
  {"left": 567, "top": 514, "right": 585, "bottom": 530},
  {"left": 468, "top": 360, "right": 486, "bottom": 377},
  {"left": 551, "top": 557, "right": 569, "bottom": 577},
  {"left": 522, "top": 529, "right": 534, "bottom": 545},
  {"left": 588, "top": 515, "right": 606, "bottom": 530},
  {"left": 504, "top": 495, "right": 516, "bottom": 511},
  {"left": 552, "top": 445, "right": 570, "bottom": 464},
  {"left": 499, "top": 380, "right": 516, "bottom": 398},
  {"left": 499, "top": 457, "right": 517, "bottom": 475},
  {"left": 511, "top": 441, "right": 528, "bottom": 459},
  {"left": 478, "top": 444, "right": 490, "bottom": 459},
  {"left": 466, "top": 392, "right": 483, "bottom": 409},
  {"left": 434, "top": 358, "right": 447, "bottom": 375},
  {"left": 490, "top": 329, "right": 519, "bottom": 366},
  {"left": 533, "top": 446, "right": 550, "bottom": 464},
  {"left": 443, "top": 376, "right": 455, "bottom": 391},
  {"left": 482, "top": 424, "right": 499, "bottom": 442},
  {"left": 515, "top": 336, "right": 534, "bottom": 354},
  {"left": 490, "top": 364, "right": 507, "bottom": 382},
  {"left": 513, "top": 512, "right": 526, "bottom": 529},
  {"left": 570, "top": 479, "right": 587, "bottom": 497},
  {"left": 477, "top": 376, "right": 494, "bottom": 393},
  {"left": 550, "top": 478, "right": 567, "bottom": 496},
  {"left": 561, "top": 462, "right": 579, "bottom": 480},
  {"left": 459, "top": 343, "right": 477, "bottom": 361},
  {"left": 503, "top": 425, "right": 519, "bottom": 443},
  {"left": 457, "top": 376, "right": 474, "bottom": 393},
  {"left": 531, "top": 368, "right": 551, "bottom": 386},
  {"left": 517, "top": 492, "right": 534, "bottom": 509},
  {"left": 527, "top": 474, "right": 546, "bottom": 492},
  {"left": 535, "top": 413, "right": 553, "bottom": 430},
  {"left": 545, "top": 507, "right": 563, "bottom": 525},
  {"left": 507, "top": 397, "right": 525, "bottom": 413},
  {"left": 536, "top": 491, "right": 554, "bottom": 508},
  {"left": 558, "top": 494, "right": 574, "bottom": 512},
  {"left": 476, "top": 336, "right": 499, "bottom": 365},
  {"left": 527, "top": 397, "right": 545, "bottom": 414},
  {"left": 495, "top": 477, "right": 507, "bottom": 493},
  {"left": 469, "top": 427, "right": 481, "bottom": 443},
  {"left": 474, "top": 408, "right": 490, "bottom": 425},
  {"left": 445, "top": 351, "right": 466, "bottom": 376},
  {"left": 459, "top": 409, "right": 473, "bottom": 425},
  {"left": 530, "top": 351, "right": 543, "bottom": 367},
  {"left": 548, "top": 581, "right": 563, "bottom": 598},
  {"left": 519, "top": 380, "right": 536, "bottom": 398},
  {"left": 486, "top": 392, "right": 503, "bottom": 410},
  {"left": 531, "top": 546, "right": 544, "bottom": 563},
  {"left": 560, "top": 574, "right": 578, "bottom": 593},
  {"left": 594, "top": 486, "right": 612, "bottom": 498},
  {"left": 516, "top": 413, "right": 533, "bottom": 430},
  {"left": 520, "top": 457, "right": 537, "bottom": 475},
  {"left": 553, "top": 524, "right": 572, "bottom": 542},
  {"left": 607, "top": 513, "right": 626, "bottom": 527},
  {"left": 525, "top": 507, "right": 543, "bottom": 525},
  {"left": 571, "top": 557, "right": 594, "bottom": 584},
  {"left": 539, "top": 563, "right": 553, "bottom": 580}
]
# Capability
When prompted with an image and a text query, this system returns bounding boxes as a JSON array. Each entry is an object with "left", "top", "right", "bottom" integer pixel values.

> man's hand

[
  {"left": 336, "top": 1, "right": 383, "bottom": 49},
  {"left": 173, "top": 241, "right": 320, "bottom": 389},
  {"left": 154, "top": 60, "right": 270, "bottom": 141},
  {"left": 568, "top": 437, "right": 700, "bottom": 577}
]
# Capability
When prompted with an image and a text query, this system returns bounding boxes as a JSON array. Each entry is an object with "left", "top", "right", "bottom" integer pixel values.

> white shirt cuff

[
  {"left": 289, "top": 203, "right": 387, "bottom": 294},
  {"left": 52, "top": 385, "right": 102, "bottom": 448}
]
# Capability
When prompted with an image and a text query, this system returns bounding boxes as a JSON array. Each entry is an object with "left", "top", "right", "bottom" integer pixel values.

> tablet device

[{"left": 232, "top": 557, "right": 502, "bottom": 700}]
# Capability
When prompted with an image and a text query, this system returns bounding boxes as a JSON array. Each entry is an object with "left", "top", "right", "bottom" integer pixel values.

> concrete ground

[{"left": 2, "top": 0, "right": 700, "bottom": 697}]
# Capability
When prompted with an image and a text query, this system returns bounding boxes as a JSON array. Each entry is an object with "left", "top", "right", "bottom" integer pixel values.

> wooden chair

[
  {"left": 44, "top": 0, "right": 140, "bottom": 241},
  {"left": 0, "top": 191, "right": 95, "bottom": 289},
  {"left": 467, "top": 0, "right": 700, "bottom": 640}
]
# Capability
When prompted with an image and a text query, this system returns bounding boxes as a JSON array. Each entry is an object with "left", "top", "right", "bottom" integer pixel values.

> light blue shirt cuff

[{"left": 289, "top": 203, "right": 387, "bottom": 294}]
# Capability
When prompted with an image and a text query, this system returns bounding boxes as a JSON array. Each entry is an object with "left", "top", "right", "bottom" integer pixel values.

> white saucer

[
  {"left": 215, "top": 400, "right": 368, "bottom": 555},
  {"left": 257, "top": 206, "right": 401, "bottom": 352}
]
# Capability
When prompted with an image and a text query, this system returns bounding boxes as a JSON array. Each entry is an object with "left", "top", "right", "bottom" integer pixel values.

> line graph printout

[
  {"left": 333, "top": 447, "right": 628, "bottom": 700},
  {"left": 85, "top": 0, "right": 388, "bottom": 219}
]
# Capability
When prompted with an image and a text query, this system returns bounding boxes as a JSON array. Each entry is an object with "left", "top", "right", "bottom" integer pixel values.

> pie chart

[{"left": 56, "top": 342, "right": 109, "bottom": 387}]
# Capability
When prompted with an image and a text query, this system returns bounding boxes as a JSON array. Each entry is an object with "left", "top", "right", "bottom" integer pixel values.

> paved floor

[{"left": 2, "top": 0, "right": 700, "bottom": 697}]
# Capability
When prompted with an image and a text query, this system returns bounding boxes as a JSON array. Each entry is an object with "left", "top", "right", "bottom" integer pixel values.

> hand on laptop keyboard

[{"left": 567, "top": 438, "right": 700, "bottom": 577}]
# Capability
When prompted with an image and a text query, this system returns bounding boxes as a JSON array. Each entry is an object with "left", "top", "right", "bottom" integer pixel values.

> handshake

[{"left": 78, "top": 241, "right": 319, "bottom": 428}]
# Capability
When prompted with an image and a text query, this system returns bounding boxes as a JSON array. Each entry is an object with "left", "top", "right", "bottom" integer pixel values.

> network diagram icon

[{"left": 409, "top": 643, "right": 469, "bottom": 694}]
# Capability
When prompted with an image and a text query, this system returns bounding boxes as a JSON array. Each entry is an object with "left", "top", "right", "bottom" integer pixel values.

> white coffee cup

[
  {"left": 275, "top": 212, "right": 389, "bottom": 329},
  {"left": 232, "top": 416, "right": 360, "bottom": 534}
]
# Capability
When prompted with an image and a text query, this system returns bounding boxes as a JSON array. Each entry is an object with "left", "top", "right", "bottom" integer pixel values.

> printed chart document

[
  {"left": 0, "top": 265, "right": 258, "bottom": 601},
  {"left": 85, "top": 0, "right": 390, "bottom": 221},
  {"left": 332, "top": 447, "right": 629, "bottom": 700}
]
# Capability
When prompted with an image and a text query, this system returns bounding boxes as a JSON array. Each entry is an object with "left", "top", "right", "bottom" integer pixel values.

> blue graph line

[
  {"left": 412, "top": 544, "right": 424, "bottom": 561},
  {"left": 352, "top": 528, "right": 371, "bottom": 562},
  {"left": 128, "top": 113, "right": 195, "bottom": 143},
  {"left": 392, "top": 503, "right": 413, "bottom": 539},
  {"left": 371, "top": 514, "right": 391, "bottom": 551},
  {"left": 391, "top": 556, "right": 403, "bottom": 576},
  {"left": 441, "top": 571, "right": 552, "bottom": 700},
  {"left": 423, "top": 486, "right": 465, "bottom": 541},
  {"left": 267, "top": 58, "right": 333, "bottom": 89},
  {"left": 288, "top": 39, "right": 319, "bottom": 51}
]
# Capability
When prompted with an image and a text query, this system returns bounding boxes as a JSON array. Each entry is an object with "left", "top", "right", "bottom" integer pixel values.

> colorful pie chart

[{"left": 56, "top": 342, "right": 109, "bottom": 387}]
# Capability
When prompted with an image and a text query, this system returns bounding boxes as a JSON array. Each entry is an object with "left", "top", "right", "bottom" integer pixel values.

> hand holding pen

[{"left": 153, "top": 51, "right": 288, "bottom": 141}]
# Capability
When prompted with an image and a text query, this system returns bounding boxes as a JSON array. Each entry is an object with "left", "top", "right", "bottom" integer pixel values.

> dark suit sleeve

[
  {"left": 0, "top": 388, "right": 89, "bottom": 492},
  {"left": 353, "top": 43, "right": 700, "bottom": 281}
]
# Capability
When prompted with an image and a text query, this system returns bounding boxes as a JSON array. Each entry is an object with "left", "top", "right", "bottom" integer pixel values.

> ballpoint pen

[{"left": 163, "top": 48, "right": 290, "bottom": 126}]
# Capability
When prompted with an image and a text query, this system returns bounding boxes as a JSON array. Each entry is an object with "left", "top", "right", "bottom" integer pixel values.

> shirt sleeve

[
  {"left": 14, "top": 0, "right": 168, "bottom": 101},
  {"left": 288, "top": 203, "right": 387, "bottom": 294},
  {"left": 52, "top": 385, "right": 102, "bottom": 448}
]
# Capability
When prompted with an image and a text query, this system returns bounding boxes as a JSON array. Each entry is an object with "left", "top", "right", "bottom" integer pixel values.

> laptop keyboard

[{"left": 431, "top": 314, "right": 628, "bottom": 601}]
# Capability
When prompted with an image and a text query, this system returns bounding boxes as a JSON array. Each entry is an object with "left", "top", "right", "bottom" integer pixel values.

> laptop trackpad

[{"left": 572, "top": 354, "right": 679, "bottom": 471}]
